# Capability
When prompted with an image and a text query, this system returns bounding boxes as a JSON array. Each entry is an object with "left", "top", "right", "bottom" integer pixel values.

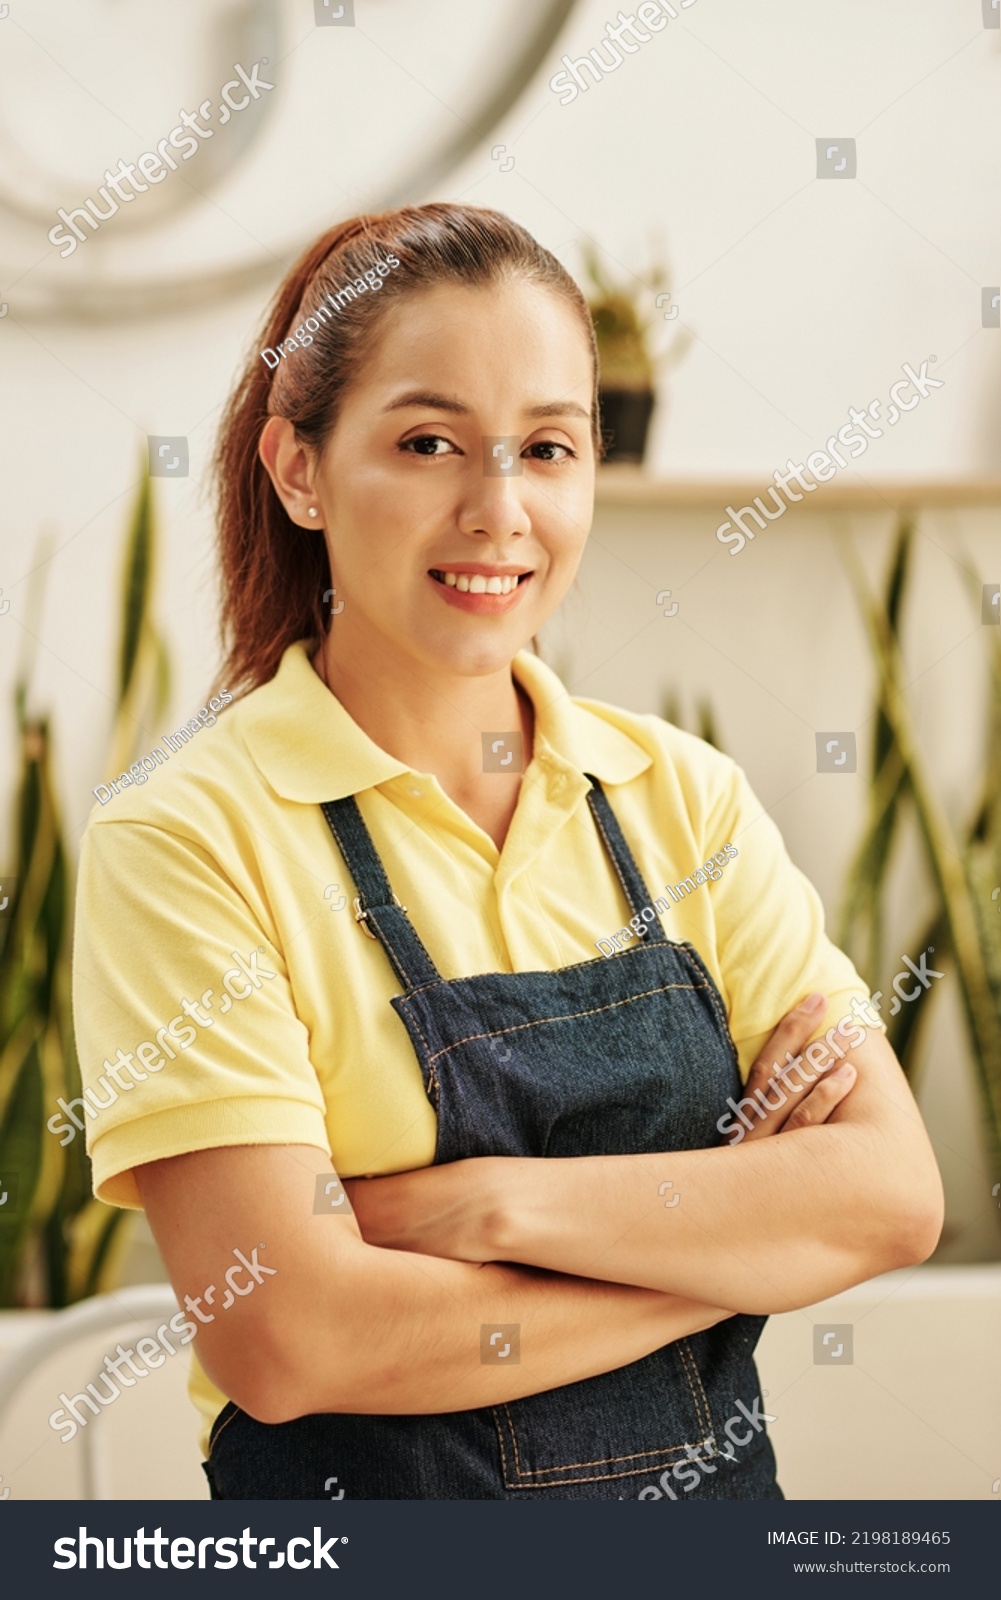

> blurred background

[{"left": 0, "top": 0, "right": 999, "bottom": 1501}]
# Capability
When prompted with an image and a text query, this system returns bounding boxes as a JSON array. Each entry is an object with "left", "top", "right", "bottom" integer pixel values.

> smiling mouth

[{"left": 428, "top": 569, "right": 532, "bottom": 595}]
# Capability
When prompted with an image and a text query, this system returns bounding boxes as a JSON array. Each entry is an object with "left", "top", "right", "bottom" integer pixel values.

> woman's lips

[{"left": 427, "top": 569, "right": 533, "bottom": 615}]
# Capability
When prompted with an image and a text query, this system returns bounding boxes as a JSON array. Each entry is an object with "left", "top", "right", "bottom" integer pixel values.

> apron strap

[
  {"left": 320, "top": 775, "right": 670, "bottom": 992},
  {"left": 585, "top": 778, "right": 669, "bottom": 945},
  {"left": 320, "top": 797, "right": 441, "bottom": 990}
]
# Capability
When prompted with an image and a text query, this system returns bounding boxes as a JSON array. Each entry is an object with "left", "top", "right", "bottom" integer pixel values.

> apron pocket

[{"left": 491, "top": 1339, "right": 717, "bottom": 1491}]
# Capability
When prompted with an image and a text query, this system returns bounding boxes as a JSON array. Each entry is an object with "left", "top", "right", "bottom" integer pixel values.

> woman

[{"left": 73, "top": 203, "right": 943, "bottom": 1500}]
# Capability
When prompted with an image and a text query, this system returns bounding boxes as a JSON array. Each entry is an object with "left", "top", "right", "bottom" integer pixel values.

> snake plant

[
  {"left": 838, "top": 516, "right": 1001, "bottom": 1172},
  {"left": 0, "top": 467, "right": 170, "bottom": 1306}
]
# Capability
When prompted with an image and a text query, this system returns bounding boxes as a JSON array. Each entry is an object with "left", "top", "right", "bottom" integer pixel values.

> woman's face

[{"left": 311, "top": 278, "right": 596, "bottom": 680}]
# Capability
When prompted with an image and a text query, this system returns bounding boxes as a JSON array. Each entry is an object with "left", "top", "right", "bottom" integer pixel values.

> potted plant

[{"left": 580, "top": 242, "right": 692, "bottom": 466}]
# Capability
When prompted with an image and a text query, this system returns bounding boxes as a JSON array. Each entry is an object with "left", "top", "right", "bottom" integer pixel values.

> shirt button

[{"left": 409, "top": 786, "right": 422, "bottom": 798}]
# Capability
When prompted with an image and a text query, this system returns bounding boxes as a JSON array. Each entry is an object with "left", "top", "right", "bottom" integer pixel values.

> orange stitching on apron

[
  {"left": 398, "top": 930, "right": 707, "bottom": 1002},
  {"left": 493, "top": 1417, "right": 702, "bottom": 1488},
  {"left": 418, "top": 982, "right": 704, "bottom": 1069},
  {"left": 675, "top": 1337, "right": 715, "bottom": 1449},
  {"left": 587, "top": 789, "right": 660, "bottom": 935},
  {"left": 492, "top": 1340, "right": 717, "bottom": 1485},
  {"left": 672, "top": 943, "right": 738, "bottom": 1070}
]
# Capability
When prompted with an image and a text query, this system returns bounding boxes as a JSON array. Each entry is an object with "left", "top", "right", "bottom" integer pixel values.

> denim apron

[{"left": 204, "top": 779, "right": 780, "bottom": 1500}]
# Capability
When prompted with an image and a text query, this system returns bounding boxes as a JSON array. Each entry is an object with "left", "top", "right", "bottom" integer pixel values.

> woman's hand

[
  {"left": 735, "top": 992, "right": 857, "bottom": 1143},
  {"left": 342, "top": 1157, "right": 506, "bottom": 1262}
]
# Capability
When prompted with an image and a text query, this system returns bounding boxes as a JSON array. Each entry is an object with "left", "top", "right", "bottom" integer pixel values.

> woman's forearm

[
  {"left": 452, "top": 1030, "right": 942, "bottom": 1314},
  {"left": 245, "top": 1241, "right": 730, "bottom": 1423},
  {"left": 345, "top": 1031, "right": 942, "bottom": 1316},
  {"left": 489, "top": 1136, "right": 860, "bottom": 1312},
  {"left": 491, "top": 1123, "right": 938, "bottom": 1313}
]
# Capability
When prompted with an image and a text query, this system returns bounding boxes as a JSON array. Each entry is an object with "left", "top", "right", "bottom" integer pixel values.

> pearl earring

[{"left": 307, "top": 507, "right": 318, "bottom": 519}]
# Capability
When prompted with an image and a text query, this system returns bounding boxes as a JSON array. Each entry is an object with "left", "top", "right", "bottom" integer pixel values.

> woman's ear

[{"left": 259, "top": 416, "right": 318, "bottom": 529}]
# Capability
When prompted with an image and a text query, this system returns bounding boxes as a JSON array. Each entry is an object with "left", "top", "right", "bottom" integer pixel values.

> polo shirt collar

[
  {"left": 241, "top": 640, "right": 651, "bottom": 804},
  {"left": 512, "top": 649, "right": 652, "bottom": 787},
  {"left": 242, "top": 641, "right": 407, "bottom": 803}
]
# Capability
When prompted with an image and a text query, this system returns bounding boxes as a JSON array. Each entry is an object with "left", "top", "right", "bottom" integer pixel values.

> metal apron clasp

[{"left": 353, "top": 894, "right": 407, "bottom": 938}]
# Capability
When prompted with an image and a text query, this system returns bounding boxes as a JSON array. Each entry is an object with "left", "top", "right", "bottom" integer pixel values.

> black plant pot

[{"left": 599, "top": 387, "right": 656, "bottom": 464}]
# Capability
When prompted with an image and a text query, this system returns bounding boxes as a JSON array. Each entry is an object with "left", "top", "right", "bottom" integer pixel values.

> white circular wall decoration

[{"left": 0, "top": 0, "right": 579, "bottom": 321}]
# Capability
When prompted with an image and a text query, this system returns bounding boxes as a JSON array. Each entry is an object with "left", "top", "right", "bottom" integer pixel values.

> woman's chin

[{"left": 420, "top": 637, "right": 533, "bottom": 679}]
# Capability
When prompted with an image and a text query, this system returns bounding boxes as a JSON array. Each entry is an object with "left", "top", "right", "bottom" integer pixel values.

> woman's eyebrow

[
  {"left": 383, "top": 391, "right": 591, "bottom": 420},
  {"left": 383, "top": 391, "right": 469, "bottom": 414},
  {"left": 526, "top": 400, "right": 591, "bottom": 420}
]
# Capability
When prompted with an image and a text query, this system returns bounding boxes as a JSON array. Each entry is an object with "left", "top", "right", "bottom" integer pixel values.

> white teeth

[{"left": 436, "top": 571, "right": 525, "bottom": 594}]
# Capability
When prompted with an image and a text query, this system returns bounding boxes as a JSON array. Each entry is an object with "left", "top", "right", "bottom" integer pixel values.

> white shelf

[{"left": 595, "top": 467, "right": 1001, "bottom": 511}]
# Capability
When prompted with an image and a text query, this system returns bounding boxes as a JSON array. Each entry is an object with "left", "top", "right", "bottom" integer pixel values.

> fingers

[
  {"left": 740, "top": 994, "right": 828, "bottom": 1141},
  {"left": 747, "top": 992, "right": 827, "bottom": 1089},
  {"left": 781, "top": 1061, "right": 856, "bottom": 1131}
]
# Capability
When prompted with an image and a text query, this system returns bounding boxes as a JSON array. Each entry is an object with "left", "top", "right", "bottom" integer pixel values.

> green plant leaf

[
  {"left": 118, "top": 470, "right": 153, "bottom": 706},
  {"left": 696, "top": 697, "right": 722, "bottom": 751},
  {"left": 844, "top": 535, "right": 1001, "bottom": 1162},
  {"left": 836, "top": 518, "right": 913, "bottom": 980},
  {"left": 885, "top": 911, "right": 946, "bottom": 1085},
  {"left": 0, "top": 1039, "right": 43, "bottom": 1306},
  {"left": 1, "top": 467, "right": 168, "bottom": 1306}
]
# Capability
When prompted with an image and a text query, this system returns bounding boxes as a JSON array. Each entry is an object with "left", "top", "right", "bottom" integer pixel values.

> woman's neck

[{"left": 313, "top": 637, "right": 535, "bottom": 850}]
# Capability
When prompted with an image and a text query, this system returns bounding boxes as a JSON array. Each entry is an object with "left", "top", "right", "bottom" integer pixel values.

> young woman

[{"left": 73, "top": 203, "right": 943, "bottom": 1500}]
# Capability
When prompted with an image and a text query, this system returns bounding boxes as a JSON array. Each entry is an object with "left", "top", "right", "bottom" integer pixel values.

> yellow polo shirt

[{"left": 72, "top": 640, "right": 873, "bottom": 1454}]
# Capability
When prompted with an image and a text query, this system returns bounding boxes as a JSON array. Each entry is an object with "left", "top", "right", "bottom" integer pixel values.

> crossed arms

[{"left": 136, "top": 1000, "right": 942, "bottom": 1422}]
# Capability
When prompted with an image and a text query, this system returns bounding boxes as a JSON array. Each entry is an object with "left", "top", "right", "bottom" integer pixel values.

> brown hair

[{"left": 213, "top": 203, "right": 599, "bottom": 695}]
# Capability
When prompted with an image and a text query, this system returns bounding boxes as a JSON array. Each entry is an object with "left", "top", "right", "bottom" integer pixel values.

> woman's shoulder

[
  {"left": 82, "top": 683, "right": 264, "bottom": 844},
  {"left": 82, "top": 641, "right": 333, "bottom": 843}
]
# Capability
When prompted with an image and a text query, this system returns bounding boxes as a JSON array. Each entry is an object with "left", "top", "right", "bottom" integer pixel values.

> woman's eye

[
  {"left": 401, "top": 434, "right": 456, "bottom": 457},
  {"left": 526, "top": 440, "right": 574, "bottom": 463}
]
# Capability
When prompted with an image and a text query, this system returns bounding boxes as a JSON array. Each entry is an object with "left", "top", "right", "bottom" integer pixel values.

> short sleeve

[
  {"left": 71, "top": 819, "right": 330, "bottom": 1209},
  {"left": 704, "top": 761, "right": 880, "bottom": 1078}
]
